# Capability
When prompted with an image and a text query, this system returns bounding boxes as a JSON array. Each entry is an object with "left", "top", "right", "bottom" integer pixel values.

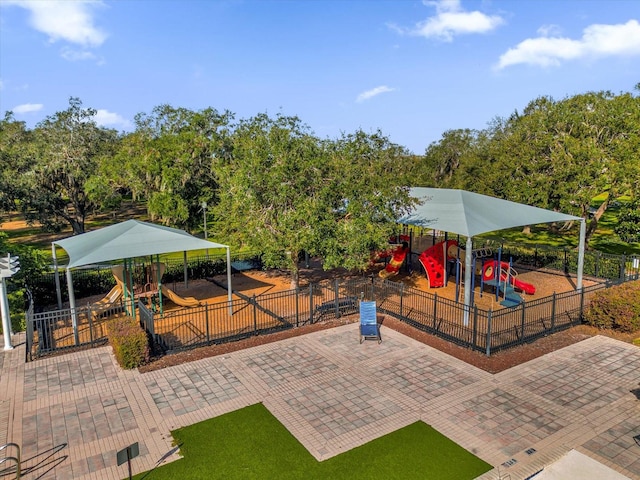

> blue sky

[{"left": 1, "top": 0, "right": 639, "bottom": 154}]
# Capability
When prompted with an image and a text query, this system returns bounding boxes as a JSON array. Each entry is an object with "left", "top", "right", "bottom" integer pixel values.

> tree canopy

[
  {"left": 415, "top": 87, "right": 640, "bottom": 244},
  {"left": 212, "top": 114, "right": 414, "bottom": 286},
  {"left": 2, "top": 85, "right": 639, "bottom": 271},
  {"left": 2, "top": 98, "right": 119, "bottom": 234}
]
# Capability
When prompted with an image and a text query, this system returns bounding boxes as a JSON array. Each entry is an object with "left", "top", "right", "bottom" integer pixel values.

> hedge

[
  {"left": 583, "top": 280, "right": 640, "bottom": 333},
  {"left": 106, "top": 317, "right": 150, "bottom": 369}
]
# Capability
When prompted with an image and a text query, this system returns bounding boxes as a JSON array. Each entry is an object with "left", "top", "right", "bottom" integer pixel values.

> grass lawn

[{"left": 133, "top": 403, "right": 492, "bottom": 480}]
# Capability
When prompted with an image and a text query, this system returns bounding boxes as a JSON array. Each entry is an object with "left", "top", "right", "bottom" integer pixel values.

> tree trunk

[
  {"left": 522, "top": 225, "right": 531, "bottom": 235},
  {"left": 585, "top": 197, "right": 609, "bottom": 243},
  {"left": 560, "top": 220, "right": 574, "bottom": 231},
  {"left": 289, "top": 250, "right": 299, "bottom": 289},
  {"left": 70, "top": 218, "right": 84, "bottom": 235}
]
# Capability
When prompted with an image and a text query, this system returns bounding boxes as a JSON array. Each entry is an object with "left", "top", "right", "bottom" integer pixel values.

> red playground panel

[{"left": 418, "top": 240, "right": 459, "bottom": 288}]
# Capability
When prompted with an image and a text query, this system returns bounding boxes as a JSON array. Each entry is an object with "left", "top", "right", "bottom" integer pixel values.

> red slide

[
  {"left": 379, "top": 244, "right": 409, "bottom": 279},
  {"left": 482, "top": 261, "right": 536, "bottom": 295},
  {"left": 418, "top": 240, "right": 458, "bottom": 288},
  {"left": 512, "top": 277, "right": 536, "bottom": 295}
]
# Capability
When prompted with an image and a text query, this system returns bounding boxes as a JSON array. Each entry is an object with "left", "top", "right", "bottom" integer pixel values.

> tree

[
  {"left": 17, "top": 98, "right": 119, "bottom": 234},
  {"left": 111, "top": 105, "right": 233, "bottom": 229},
  {"left": 213, "top": 115, "right": 414, "bottom": 287},
  {"left": 479, "top": 90, "right": 640, "bottom": 243},
  {"left": 318, "top": 130, "right": 415, "bottom": 271},
  {"left": 0, "top": 113, "right": 37, "bottom": 215},
  {"left": 417, "top": 128, "right": 481, "bottom": 188}
]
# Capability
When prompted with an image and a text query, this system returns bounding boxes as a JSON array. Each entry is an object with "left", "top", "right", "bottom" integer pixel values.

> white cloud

[
  {"left": 356, "top": 86, "right": 395, "bottom": 103},
  {"left": 497, "top": 19, "right": 640, "bottom": 69},
  {"left": 397, "top": 0, "right": 504, "bottom": 42},
  {"left": 537, "top": 24, "right": 562, "bottom": 37},
  {"left": 13, "top": 103, "right": 43, "bottom": 114},
  {"left": 60, "top": 46, "right": 97, "bottom": 62},
  {"left": 4, "top": 0, "right": 107, "bottom": 47},
  {"left": 93, "top": 109, "right": 132, "bottom": 130}
]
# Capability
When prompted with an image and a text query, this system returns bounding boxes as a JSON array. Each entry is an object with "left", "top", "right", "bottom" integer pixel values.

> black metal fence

[
  {"left": 24, "top": 248, "right": 640, "bottom": 361},
  {"left": 25, "top": 296, "right": 133, "bottom": 361},
  {"left": 130, "top": 276, "right": 624, "bottom": 357}
]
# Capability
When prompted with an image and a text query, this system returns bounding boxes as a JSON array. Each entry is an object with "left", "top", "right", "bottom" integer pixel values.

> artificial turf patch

[{"left": 133, "top": 403, "right": 492, "bottom": 480}]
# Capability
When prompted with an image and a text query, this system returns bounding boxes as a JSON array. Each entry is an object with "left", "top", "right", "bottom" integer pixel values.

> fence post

[
  {"left": 148, "top": 302, "right": 156, "bottom": 340},
  {"left": 205, "top": 303, "right": 210, "bottom": 344},
  {"left": 88, "top": 304, "right": 95, "bottom": 346},
  {"left": 295, "top": 287, "right": 300, "bottom": 327},
  {"left": 25, "top": 291, "right": 34, "bottom": 361},
  {"left": 551, "top": 292, "right": 556, "bottom": 333},
  {"left": 252, "top": 294, "right": 258, "bottom": 334},
  {"left": 309, "top": 283, "right": 314, "bottom": 324},
  {"left": 472, "top": 306, "right": 478, "bottom": 349},
  {"left": 399, "top": 283, "right": 404, "bottom": 318},
  {"left": 334, "top": 279, "right": 340, "bottom": 318},
  {"left": 520, "top": 302, "right": 526, "bottom": 341},
  {"left": 579, "top": 288, "right": 585, "bottom": 324},
  {"left": 485, "top": 310, "right": 492, "bottom": 356},
  {"left": 433, "top": 293, "right": 438, "bottom": 330},
  {"left": 620, "top": 254, "right": 626, "bottom": 281},
  {"left": 371, "top": 275, "right": 375, "bottom": 301}
]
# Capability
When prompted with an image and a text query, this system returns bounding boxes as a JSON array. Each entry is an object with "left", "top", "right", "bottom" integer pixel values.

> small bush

[
  {"left": 107, "top": 317, "right": 149, "bottom": 369},
  {"left": 584, "top": 280, "right": 640, "bottom": 333}
]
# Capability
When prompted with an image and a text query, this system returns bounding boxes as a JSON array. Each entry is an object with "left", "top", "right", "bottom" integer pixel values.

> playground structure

[
  {"left": 93, "top": 262, "right": 202, "bottom": 316},
  {"left": 418, "top": 239, "right": 460, "bottom": 288},
  {"left": 418, "top": 239, "right": 536, "bottom": 308}
]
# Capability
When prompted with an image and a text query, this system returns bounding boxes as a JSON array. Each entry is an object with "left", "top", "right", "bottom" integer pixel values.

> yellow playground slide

[
  {"left": 160, "top": 285, "right": 201, "bottom": 307},
  {"left": 94, "top": 284, "right": 123, "bottom": 307}
]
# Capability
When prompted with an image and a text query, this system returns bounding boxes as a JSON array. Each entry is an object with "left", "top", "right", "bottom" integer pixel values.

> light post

[
  {"left": 201, "top": 201, "right": 209, "bottom": 259},
  {"left": 201, "top": 201, "right": 208, "bottom": 240},
  {"left": 0, "top": 253, "right": 20, "bottom": 350}
]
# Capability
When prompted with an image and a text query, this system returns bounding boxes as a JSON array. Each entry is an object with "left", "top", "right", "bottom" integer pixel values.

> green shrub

[
  {"left": 584, "top": 280, "right": 640, "bottom": 333},
  {"left": 107, "top": 317, "right": 149, "bottom": 369}
]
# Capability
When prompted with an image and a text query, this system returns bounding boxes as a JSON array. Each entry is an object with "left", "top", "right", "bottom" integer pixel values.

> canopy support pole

[
  {"left": 66, "top": 268, "right": 79, "bottom": 345},
  {"left": 577, "top": 219, "right": 585, "bottom": 290},
  {"left": 463, "top": 236, "right": 473, "bottom": 326},
  {"left": 52, "top": 244, "right": 62, "bottom": 309},
  {"left": 183, "top": 251, "right": 188, "bottom": 288},
  {"left": 226, "top": 246, "right": 233, "bottom": 316}
]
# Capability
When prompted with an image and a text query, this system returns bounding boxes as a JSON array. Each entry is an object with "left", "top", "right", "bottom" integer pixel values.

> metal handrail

[
  {"left": 0, "top": 443, "right": 20, "bottom": 479},
  {"left": 0, "top": 442, "right": 20, "bottom": 459},
  {"left": 0, "top": 455, "right": 21, "bottom": 479}
]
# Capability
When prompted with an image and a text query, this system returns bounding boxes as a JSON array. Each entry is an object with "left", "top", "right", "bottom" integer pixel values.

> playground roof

[
  {"left": 399, "top": 188, "right": 581, "bottom": 237},
  {"left": 53, "top": 219, "right": 228, "bottom": 268}
]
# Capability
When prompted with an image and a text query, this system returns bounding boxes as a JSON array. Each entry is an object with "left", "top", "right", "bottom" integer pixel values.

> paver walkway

[{"left": 1, "top": 325, "right": 639, "bottom": 480}]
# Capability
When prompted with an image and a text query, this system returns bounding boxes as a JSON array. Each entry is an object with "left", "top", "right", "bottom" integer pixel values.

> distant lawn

[
  {"left": 476, "top": 198, "right": 640, "bottom": 256},
  {"left": 133, "top": 403, "right": 492, "bottom": 480}
]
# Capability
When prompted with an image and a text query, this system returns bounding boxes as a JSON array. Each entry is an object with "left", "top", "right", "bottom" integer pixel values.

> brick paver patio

[{"left": 1, "top": 324, "right": 639, "bottom": 479}]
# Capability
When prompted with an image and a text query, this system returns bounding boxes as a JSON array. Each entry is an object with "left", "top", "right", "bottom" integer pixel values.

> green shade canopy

[
  {"left": 51, "top": 220, "right": 234, "bottom": 330},
  {"left": 400, "top": 188, "right": 581, "bottom": 237},
  {"left": 398, "top": 188, "right": 585, "bottom": 325},
  {"left": 53, "top": 219, "right": 228, "bottom": 268}
]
